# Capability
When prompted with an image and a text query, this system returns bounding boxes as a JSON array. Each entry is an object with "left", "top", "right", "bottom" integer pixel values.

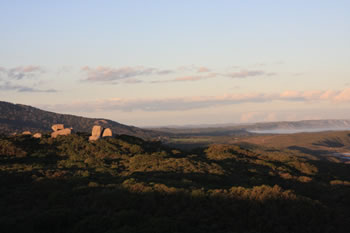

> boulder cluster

[
  {"left": 51, "top": 124, "right": 72, "bottom": 138},
  {"left": 21, "top": 131, "right": 42, "bottom": 138},
  {"left": 19, "top": 124, "right": 112, "bottom": 141},
  {"left": 89, "top": 125, "right": 113, "bottom": 141}
]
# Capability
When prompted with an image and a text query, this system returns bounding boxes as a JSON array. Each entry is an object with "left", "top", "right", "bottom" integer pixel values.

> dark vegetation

[
  {"left": 1, "top": 133, "right": 349, "bottom": 233},
  {"left": 0, "top": 101, "right": 163, "bottom": 138}
]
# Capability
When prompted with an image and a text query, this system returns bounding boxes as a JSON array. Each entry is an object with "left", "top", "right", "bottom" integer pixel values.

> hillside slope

[
  {"left": 0, "top": 101, "right": 163, "bottom": 138},
  {"left": 0, "top": 133, "right": 349, "bottom": 232}
]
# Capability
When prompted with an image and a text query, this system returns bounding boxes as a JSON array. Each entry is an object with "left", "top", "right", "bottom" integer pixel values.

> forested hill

[
  {"left": 0, "top": 101, "right": 163, "bottom": 138},
  {"left": 1, "top": 133, "right": 349, "bottom": 232}
]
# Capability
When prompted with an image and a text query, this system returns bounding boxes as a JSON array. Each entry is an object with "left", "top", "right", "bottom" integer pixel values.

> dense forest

[{"left": 1, "top": 133, "right": 349, "bottom": 233}]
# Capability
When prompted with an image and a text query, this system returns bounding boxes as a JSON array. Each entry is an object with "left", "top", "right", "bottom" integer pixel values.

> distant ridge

[
  {"left": 240, "top": 119, "right": 350, "bottom": 132},
  {"left": 151, "top": 119, "right": 350, "bottom": 135},
  {"left": 0, "top": 101, "right": 163, "bottom": 138}
]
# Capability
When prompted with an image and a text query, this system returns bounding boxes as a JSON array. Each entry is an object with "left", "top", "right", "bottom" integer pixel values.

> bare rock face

[
  {"left": 102, "top": 128, "right": 112, "bottom": 137},
  {"left": 51, "top": 124, "right": 73, "bottom": 138},
  {"left": 22, "top": 131, "right": 31, "bottom": 135},
  {"left": 33, "top": 133, "right": 42, "bottom": 138},
  {"left": 89, "top": 125, "right": 104, "bottom": 141},
  {"left": 51, "top": 128, "right": 71, "bottom": 138},
  {"left": 91, "top": 125, "right": 104, "bottom": 136},
  {"left": 52, "top": 124, "right": 64, "bottom": 132}
]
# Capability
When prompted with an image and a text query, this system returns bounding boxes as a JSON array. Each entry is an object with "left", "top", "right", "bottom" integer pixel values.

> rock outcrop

[
  {"left": 52, "top": 124, "right": 64, "bottom": 132},
  {"left": 22, "top": 131, "right": 31, "bottom": 135},
  {"left": 89, "top": 126, "right": 113, "bottom": 141},
  {"left": 89, "top": 125, "right": 104, "bottom": 141},
  {"left": 51, "top": 124, "right": 72, "bottom": 138},
  {"left": 51, "top": 128, "right": 71, "bottom": 138},
  {"left": 102, "top": 128, "right": 113, "bottom": 137},
  {"left": 33, "top": 133, "right": 42, "bottom": 138}
]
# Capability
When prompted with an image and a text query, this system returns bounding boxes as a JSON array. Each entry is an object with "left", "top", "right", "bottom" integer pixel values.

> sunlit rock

[
  {"left": 52, "top": 124, "right": 64, "bottom": 132},
  {"left": 33, "top": 133, "right": 42, "bottom": 138},
  {"left": 102, "top": 128, "right": 112, "bottom": 137},
  {"left": 89, "top": 125, "right": 104, "bottom": 141},
  {"left": 51, "top": 128, "right": 71, "bottom": 138}
]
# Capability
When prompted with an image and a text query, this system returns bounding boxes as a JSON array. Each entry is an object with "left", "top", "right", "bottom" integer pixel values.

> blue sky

[{"left": 1, "top": 1, "right": 350, "bottom": 126}]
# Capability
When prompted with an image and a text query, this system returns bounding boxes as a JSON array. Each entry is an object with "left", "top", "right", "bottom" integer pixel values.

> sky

[{"left": 1, "top": 0, "right": 350, "bottom": 127}]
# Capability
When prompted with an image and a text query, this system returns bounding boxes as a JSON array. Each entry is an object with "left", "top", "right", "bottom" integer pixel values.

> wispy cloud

[
  {"left": 41, "top": 88, "right": 350, "bottom": 113},
  {"left": 0, "top": 65, "right": 57, "bottom": 93},
  {"left": 81, "top": 66, "right": 174, "bottom": 83},
  {"left": 223, "top": 70, "right": 275, "bottom": 78},
  {"left": 152, "top": 69, "right": 273, "bottom": 83},
  {"left": 177, "top": 65, "right": 211, "bottom": 73},
  {"left": 0, "top": 82, "right": 57, "bottom": 93},
  {"left": 155, "top": 73, "right": 217, "bottom": 83},
  {"left": 174, "top": 75, "right": 210, "bottom": 82},
  {"left": 333, "top": 88, "right": 350, "bottom": 102},
  {"left": 18, "top": 87, "right": 57, "bottom": 93},
  {"left": 80, "top": 65, "right": 276, "bottom": 84},
  {"left": 123, "top": 78, "right": 143, "bottom": 84},
  {"left": 0, "top": 66, "right": 44, "bottom": 80},
  {"left": 197, "top": 66, "right": 211, "bottom": 73}
]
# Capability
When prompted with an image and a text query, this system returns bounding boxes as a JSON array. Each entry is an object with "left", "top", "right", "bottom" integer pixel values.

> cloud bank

[{"left": 41, "top": 88, "right": 350, "bottom": 113}]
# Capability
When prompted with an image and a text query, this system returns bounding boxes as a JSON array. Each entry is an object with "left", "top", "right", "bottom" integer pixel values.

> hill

[
  {"left": 0, "top": 133, "right": 349, "bottom": 232},
  {"left": 0, "top": 101, "right": 163, "bottom": 138}
]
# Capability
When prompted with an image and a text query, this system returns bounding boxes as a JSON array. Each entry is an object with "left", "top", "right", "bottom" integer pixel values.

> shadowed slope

[{"left": 0, "top": 101, "right": 165, "bottom": 139}]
